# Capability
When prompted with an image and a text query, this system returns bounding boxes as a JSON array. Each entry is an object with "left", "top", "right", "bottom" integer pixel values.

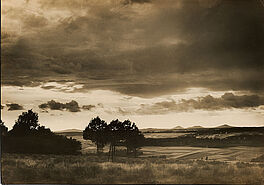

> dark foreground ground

[{"left": 1, "top": 152, "right": 264, "bottom": 184}]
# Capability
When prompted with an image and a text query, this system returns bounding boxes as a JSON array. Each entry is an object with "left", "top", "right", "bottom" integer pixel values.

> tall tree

[
  {"left": 107, "top": 119, "right": 124, "bottom": 161},
  {"left": 83, "top": 116, "right": 108, "bottom": 154},
  {"left": 10, "top": 109, "right": 39, "bottom": 136},
  {"left": 122, "top": 120, "right": 134, "bottom": 154},
  {"left": 123, "top": 121, "right": 145, "bottom": 157}
]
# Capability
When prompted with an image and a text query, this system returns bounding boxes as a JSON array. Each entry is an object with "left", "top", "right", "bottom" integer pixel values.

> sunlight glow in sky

[{"left": 1, "top": 0, "right": 264, "bottom": 131}]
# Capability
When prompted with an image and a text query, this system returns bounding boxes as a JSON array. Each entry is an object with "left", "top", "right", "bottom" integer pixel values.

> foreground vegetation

[
  {"left": 1, "top": 110, "right": 81, "bottom": 155},
  {"left": 2, "top": 153, "right": 264, "bottom": 184}
]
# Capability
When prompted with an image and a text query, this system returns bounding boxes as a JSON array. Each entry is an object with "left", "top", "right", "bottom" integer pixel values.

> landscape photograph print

[{"left": 1, "top": 0, "right": 264, "bottom": 184}]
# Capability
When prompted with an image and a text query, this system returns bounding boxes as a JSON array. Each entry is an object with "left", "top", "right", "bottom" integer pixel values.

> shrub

[{"left": 2, "top": 135, "right": 81, "bottom": 155}]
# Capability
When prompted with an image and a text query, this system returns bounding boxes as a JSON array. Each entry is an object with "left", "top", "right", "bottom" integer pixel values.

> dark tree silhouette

[
  {"left": 3, "top": 110, "right": 81, "bottom": 155},
  {"left": 126, "top": 130, "right": 145, "bottom": 157},
  {"left": 37, "top": 126, "right": 53, "bottom": 136},
  {"left": 123, "top": 120, "right": 145, "bottom": 157},
  {"left": 82, "top": 117, "right": 145, "bottom": 160},
  {"left": 122, "top": 120, "right": 134, "bottom": 153},
  {"left": 10, "top": 109, "right": 39, "bottom": 136},
  {"left": 83, "top": 116, "right": 108, "bottom": 154},
  {"left": 0, "top": 120, "right": 8, "bottom": 136},
  {"left": 1, "top": 120, "right": 8, "bottom": 153},
  {"left": 107, "top": 119, "right": 125, "bottom": 161}
]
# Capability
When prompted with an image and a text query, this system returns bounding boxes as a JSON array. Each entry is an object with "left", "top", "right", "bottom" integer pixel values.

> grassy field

[
  {"left": 2, "top": 153, "right": 264, "bottom": 184},
  {"left": 141, "top": 146, "right": 264, "bottom": 161},
  {"left": 2, "top": 130, "right": 264, "bottom": 184}
]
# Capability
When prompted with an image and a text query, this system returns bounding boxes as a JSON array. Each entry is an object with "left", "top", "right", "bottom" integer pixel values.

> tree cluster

[
  {"left": 83, "top": 117, "right": 145, "bottom": 161},
  {"left": 2, "top": 110, "right": 81, "bottom": 155}
]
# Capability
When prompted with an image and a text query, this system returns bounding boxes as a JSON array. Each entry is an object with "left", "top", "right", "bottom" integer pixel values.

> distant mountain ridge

[
  {"left": 57, "top": 124, "right": 235, "bottom": 133},
  {"left": 187, "top": 126, "right": 204, "bottom": 129},
  {"left": 172, "top": 126, "right": 184, "bottom": 130},
  {"left": 215, "top": 124, "right": 233, "bottom": 128}
]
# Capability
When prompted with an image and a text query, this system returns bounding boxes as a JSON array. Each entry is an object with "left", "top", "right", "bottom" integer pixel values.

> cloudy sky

[{"left": 1, "top": 0, "right": 264, "bottom": 131}]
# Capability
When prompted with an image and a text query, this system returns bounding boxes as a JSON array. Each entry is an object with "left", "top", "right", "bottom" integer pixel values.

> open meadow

[
  {"left": 2, "top": 130, "right": 264, "bottom": 184},
  {"left": 2, "top": 152, "right": 264, "bottom": 184}
]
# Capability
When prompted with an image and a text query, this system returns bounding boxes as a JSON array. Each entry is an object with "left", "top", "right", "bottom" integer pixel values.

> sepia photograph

[{"left": 1, "top": 0, "right": 264, "bottom": 184}]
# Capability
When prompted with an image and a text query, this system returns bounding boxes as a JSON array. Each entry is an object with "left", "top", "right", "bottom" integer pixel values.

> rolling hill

[
  {"left": 215, "top": 124, "right": 234, "bottom": 128},
  {"left": 186, "top": 126, "right": 204, "bottom": 130},
  {"left": 172, "top": 126, "right": 184, "bottom": 130}
]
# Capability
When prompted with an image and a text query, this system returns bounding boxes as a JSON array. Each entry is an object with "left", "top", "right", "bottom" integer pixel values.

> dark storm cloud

[
  {"left": 2, "top": 0, "right": 264, "bottom": 97},
  {"left": 64, "top": 101, "right": 81, "bottom": 112},
  {"left": 40, "top": 85, "right": 57, "bottom": 90},
  {"left": 134, "top": 93, "right": 264, "bottom": 115},
  {"left": 22, "top": 14, "right": 48, "bottom": 29},
  {"left": 39, "top": 100, "right": 97, "bottom": 112},
  {"left": 6, "top": 103, "right": 24, "bottom": 111},
  {"left": 39, "top": 100, "right": 80, "bottom": 112}
]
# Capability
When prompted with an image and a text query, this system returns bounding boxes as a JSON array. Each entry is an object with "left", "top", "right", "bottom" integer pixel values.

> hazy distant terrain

[
  {"left": 55, "top": 126, "right": 264, "bottom": 161},
  {"left": 144, "top": 132, "right": 186, "bottom": 138}
]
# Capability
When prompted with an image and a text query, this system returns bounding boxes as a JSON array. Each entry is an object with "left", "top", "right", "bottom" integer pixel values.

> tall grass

[{"left": 1, "top": 153, "right": 264, "bottom": 184}]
